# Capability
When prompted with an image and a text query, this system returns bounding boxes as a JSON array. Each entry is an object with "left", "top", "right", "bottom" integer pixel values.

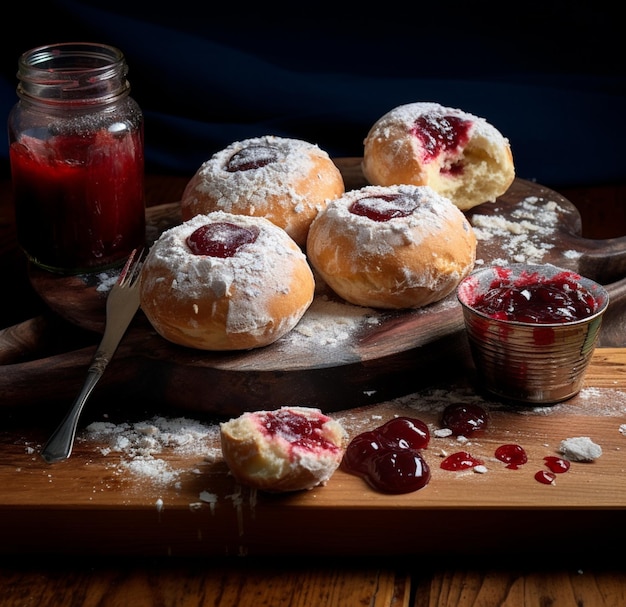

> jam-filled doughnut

[
  {"left": 140, "top": 211, "right": 315, "bottom": 351},
  {"left": 181, "top": 135, "right": 345, "bottom": 247},
  {"left": 362, "top": 102, "right": 515, "bottom": 211},
  {"left": 306, "top": 184, "right": 476, "bottom": 309},
  {"left": 220, "top": 406, "right": 347, "bottom": 492}
]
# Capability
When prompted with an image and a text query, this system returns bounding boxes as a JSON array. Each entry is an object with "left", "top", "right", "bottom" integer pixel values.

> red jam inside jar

[
  {"left": 468, "top": 268, "right": 599, "bottom": 323},
  {"left": 10, "top": 128, "right": 145, "bottom": 274}
]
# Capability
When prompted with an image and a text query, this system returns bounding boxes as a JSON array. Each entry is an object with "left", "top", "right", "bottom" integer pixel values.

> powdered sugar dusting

[
  {"left": 318, "top": 184, "right": 468, "bottom": 257},
  {"left": 373, "top": 102, "right": 508, "bottom": 148},
  {"left": 334, "top": 384, "right": 626, "bottom": 439},
  {"left": 82, "top": 416, "right": 221, "bottom": 485},
  {"left": 471, "top": 195, "right": 580, "bottom": 265},
  {"left": 187, "top": 136, "right": 320, "bottom": 212},
  {"left": 285, "top": 295, "right": 379, "bottom": 347}
]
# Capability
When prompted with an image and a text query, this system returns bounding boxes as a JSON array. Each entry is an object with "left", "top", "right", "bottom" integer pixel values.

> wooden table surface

[{"left": 1, "top": 170, "right": 625, "bottom": 606}]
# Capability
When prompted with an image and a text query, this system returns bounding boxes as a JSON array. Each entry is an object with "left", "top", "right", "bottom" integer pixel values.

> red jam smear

[
  {"left": 470, "top": 268, "right": 598, "bottom": 323},
  {"left": 495, "top": 444, "right": 528, "bottom": 469},
  {"left": 349, "top": 193, "right": 417, "bottom": 222},
  {"left": 186, "top": 222, "right": 258, "bottom": 258},
  {"left": 440, "top": 451, "right": 484, "bottom": 471},
  {"left": 441, "top": 403, "right": 489, "bottom": 436},
  {"left": 410, "top": 113, "right": 472, "bottom": 162},
  {"left": 258, "top": 409, "right": 340, "bottom": 453},
  {"left": 342, "top": 417, "right": 431, "bottom": 494},
  {"left": 226, "top": 145, "right": 278, "bottom": 172},
  {"left": 10, "top": 130, "right": 145, "bottom": 271}
]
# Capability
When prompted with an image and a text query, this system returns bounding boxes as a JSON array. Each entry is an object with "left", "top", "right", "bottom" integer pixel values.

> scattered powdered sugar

[
  {"left": 285, "top": 295, "right": 379, "bottom": 347},
  {"left": 471, "top": 196, "right": 578, "bottom": 265},
  {"left": 94, "top": 269, "right": 120, "bottom": 293},
  {"left": 81, "top": 416, "right": 221, "bottom": 485}
]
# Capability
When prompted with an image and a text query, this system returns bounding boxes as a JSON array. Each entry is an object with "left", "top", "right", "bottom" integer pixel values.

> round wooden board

[{"left": 18, "top": 159, "right": 626, "bottom": 415}]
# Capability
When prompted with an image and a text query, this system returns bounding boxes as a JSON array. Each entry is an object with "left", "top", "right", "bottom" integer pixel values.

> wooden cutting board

[
  {"left": 1, "top": 347, "right": 625, "bottom": 558},
  {"left": 1, "top": 158, "right": 626, "bottom": 415}
]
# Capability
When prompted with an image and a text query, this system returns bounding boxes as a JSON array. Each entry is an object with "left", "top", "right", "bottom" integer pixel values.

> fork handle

[{"left": 40, "top": 368, "right": 103, "bottom": 463}]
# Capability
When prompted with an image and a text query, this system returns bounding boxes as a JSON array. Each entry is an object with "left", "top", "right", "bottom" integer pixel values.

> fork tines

[{"left": 117, "top": 247, "right": 145, "bottom": 286}]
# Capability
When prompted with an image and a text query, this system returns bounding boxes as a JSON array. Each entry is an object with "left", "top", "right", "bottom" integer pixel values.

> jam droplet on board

[
  {"left": 186, "top": 222, "right": 259, "bottom": 258},
  {"left": 342, "top": 417, "right": 431, "bottom": 494},
  {"left": 441, "top": 402, "right": 489, "bottom": 436},
  {"left": 410, "top": 113, "right": 472, "bottom": 162},
  {"left": 349, "top": 193, "right": 417, "bottom": 222},
  {"left": 440, "top": 451, "right": 484, "bottom": 471},
  {"left": 225, "top": 144, "right": 278, "bottom": 172},
  {"left": 543, "top": 456, "right": 571, "bottom": 474},
  {"left": 534, "top": 455, "right": 571, "bottom": 485},
  {"left": 535, "top": 470, "right": 556, "bottom": 485},
  {"left": 495, "top": 444, "right": 528, "bottom": 469}
]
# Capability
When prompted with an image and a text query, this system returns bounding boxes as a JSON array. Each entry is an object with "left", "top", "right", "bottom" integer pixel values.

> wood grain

[
  {"left": 0, "top": 557, "right": 410, "bottom": 607},
  {"left": 412, "top": 568, "right": 626, "bottom": 607},
  {"left": 1, "top": 348, "right": 624, "bottom": 560}
]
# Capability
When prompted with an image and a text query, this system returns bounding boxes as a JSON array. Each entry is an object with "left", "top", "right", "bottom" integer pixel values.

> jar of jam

[{"left": 8, "top": 42, "right": 145, "bottom": 274}]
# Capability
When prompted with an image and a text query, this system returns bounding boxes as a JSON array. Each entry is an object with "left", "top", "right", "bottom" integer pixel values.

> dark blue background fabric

[{"left": 2, "top": 1, "right": 624, "bottom": 188}]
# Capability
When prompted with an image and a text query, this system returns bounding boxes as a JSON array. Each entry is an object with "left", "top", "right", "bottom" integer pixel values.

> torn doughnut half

[
  {"left": 362, "top": 101, "right": 515, "bottom": 211},
  {"left": 220, "top": 406, "right": 347, "bottom": 492}
]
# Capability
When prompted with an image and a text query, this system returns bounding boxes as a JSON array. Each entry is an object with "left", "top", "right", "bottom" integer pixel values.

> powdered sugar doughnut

[
  {"left": 181, "top": 135, "right": 345, "bottom": 247},
  {"left": 140, "top": 211, "right": 315, "bottom": 351},
  {"left": 362, "top": 102, "right": 515, "bottom": 211},
  {"left": 306, "top": 184, "right": 476, "bottom": 309},
  {"left": 220, "top": 406, "right": 347, "bottom": 492}
]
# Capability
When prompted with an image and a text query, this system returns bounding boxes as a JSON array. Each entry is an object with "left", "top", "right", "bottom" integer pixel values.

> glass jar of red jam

[{"left": 8, "top": 42, "right": 145, "bottom": 274}]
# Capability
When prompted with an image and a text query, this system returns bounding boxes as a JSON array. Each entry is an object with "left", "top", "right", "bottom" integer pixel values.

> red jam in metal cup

[{"left": 457, "top": 264, "right": 609, "bottom": 404}]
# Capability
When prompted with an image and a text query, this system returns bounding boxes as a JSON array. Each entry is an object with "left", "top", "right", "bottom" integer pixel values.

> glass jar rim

[
  {"left": 19, "top": 42, "right": 125, "bottom": 74},
  {"left": 16, "top": 42, "right": 129, "bottom": 104}
]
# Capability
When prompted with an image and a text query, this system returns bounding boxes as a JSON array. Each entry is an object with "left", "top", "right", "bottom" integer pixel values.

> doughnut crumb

[{"left": 559, "top": 436, "right": 602, "bottom": 462}]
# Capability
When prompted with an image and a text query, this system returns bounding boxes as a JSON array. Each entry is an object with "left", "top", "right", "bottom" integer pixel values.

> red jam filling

[
  {"left": 440, "top": 451, "right": 484, "bottom": 471},
  {"left": 257, "top": 409, "right": 340, "bottom": 454},
  {"left": 470, "top": 269, "right": 598, "bottom": 323},
  {"left": 342, "top": 417, "right": 431, "bottom": 494},
  {"left": 186, "top": 222, "right": 258, "bottom": 258},
  {"left": 441, "top": 402, "right": 489, "bottom": 436},
  {"left": 226, "top": 144, "right": 278, "bottom": 172},
  {"left": 495, "top": 444, "right": 528, "bottom": 470},
  {"left": 349, "top": 193, "right": 417, "bottom": 222},
  {"left": 410, "top": 113, "right": 472, "bottom": 162},
  {"left": 10, "top": 129, "right": 145, "bottom": 271}
]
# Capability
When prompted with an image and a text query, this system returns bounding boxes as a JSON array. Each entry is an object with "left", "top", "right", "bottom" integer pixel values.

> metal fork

[{"left": 40, "top": 248, "right": 145, "bottom": 464}]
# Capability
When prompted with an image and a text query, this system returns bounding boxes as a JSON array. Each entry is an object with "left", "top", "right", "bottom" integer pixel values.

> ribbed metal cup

[{"left": 457, "top": 264, "right": 609, "bottom": 404}]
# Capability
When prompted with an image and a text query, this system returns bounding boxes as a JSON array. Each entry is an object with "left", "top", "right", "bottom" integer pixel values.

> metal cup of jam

[
  {"left": 8, "top": 42, "right": 145, "bottom": 274},
  {"left": 457, "top": 263, "right": 609, "bottom": 404}
]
